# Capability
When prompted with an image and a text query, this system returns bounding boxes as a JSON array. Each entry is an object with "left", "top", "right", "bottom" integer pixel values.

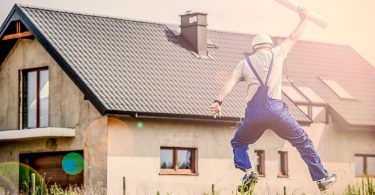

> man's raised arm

[{"left": 282, "top": 6, "right": 309, "bottom": 52}]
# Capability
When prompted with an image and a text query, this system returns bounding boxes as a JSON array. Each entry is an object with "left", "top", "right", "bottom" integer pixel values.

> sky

[{"left": 0, "top": 0, "right": 374, "bottom": 66}]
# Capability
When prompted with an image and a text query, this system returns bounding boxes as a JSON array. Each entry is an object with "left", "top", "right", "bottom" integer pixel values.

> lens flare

[
  {"left": 0, "top": 162, "right": 47, "bottom": 194},
  {"left": 136, "top": 121, "right": 144, "bottom": 129},
  {"left": 83, "top": 117, "right": 108, "bottom": 171},
  {"left": 62, "top": 152, "right": 84, "bottom": 175}
]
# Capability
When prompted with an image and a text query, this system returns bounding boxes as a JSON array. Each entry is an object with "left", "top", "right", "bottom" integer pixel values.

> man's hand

[
  {"left": 298, "top": 6, "right": 309, "bottom": 21},
  {"left": 210, "top": 102, "right": 222, "bottom": 118}
]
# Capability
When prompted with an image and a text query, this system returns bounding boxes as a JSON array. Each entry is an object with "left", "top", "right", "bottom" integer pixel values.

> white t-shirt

[{"left": 232, "top": 44, "right": 289, "bottom": 102}]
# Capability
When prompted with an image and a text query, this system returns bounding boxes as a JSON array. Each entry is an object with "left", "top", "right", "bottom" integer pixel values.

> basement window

[
  {"left": 22, "top": 68, "right": 49, "bottom": 128},
  {"left": 355, "top": 154, "right": 375, "bottom": 177},
  {"left": 278, "top": 151, "right": 289, "bottom": 178},
  {"left": 254, "top": 150, "right": 265, "bottom": 176},
  {"left": 321, "top": 79, "right": 355, "bottom": 100},
  {"left": 160, "top": 147, "right": 197, "bottom": 175}
]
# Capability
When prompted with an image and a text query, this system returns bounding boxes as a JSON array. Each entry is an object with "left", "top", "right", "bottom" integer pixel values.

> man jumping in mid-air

[{"left": 210, "top": 7, "right": 337, "bottom": 192}]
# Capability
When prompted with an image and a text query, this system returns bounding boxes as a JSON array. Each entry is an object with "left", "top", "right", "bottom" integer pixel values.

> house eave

[
  {"left": 105, "top": 110, "right": 312, "bottom": 125},
  {"left": 344, "top": 124, "right": 375, "bottom": 131},
  {"left": 327, "top": 107, "right": 374, "bottom": 131}
]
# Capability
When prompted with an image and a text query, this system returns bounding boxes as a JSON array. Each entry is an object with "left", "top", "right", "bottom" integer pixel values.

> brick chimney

[{"left": 180, "top": 12, "right": 208, "bottom": 56}]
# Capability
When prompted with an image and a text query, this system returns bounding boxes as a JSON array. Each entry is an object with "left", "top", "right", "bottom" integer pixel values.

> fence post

[
  {"left": 31, "top": 173, "right": 36, "bottom": 195},
  {"left": 283, "top": 186, "right": 286, "bottom": 195}
]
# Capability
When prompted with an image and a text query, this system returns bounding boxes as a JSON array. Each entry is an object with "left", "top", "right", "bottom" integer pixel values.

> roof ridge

[
  {"left": 16, "top": 4, "right": 354, "bottom": 49},
  {"left": 17, "top": 4, "right": 170, "bottom": 27}
]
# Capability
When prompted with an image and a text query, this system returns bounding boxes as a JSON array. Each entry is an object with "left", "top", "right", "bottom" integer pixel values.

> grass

[
  {"left": 344, "top": 177, "right": 374, "bottom": 195},
  {"left": 203, "top": 180, "right": 257, "bottom": 195},
  {"left": 1, "top": 177, "right": 374, "bottom": 195},
  {"left": 0, "top": 183, "right": 104, "bottom": 195}
]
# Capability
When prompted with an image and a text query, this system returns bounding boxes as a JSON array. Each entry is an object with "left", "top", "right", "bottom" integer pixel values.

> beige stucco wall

[
  {"left": 107, "top": 116, "right": 375, "bottom": 195},
  {"left": 0, "top": 39, "right": 107, "bottom": 191}
]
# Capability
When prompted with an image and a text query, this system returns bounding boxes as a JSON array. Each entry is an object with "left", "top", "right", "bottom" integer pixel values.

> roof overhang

[
  {"left": 328, "top": 107, "right": 375, "bottom": 131},
  {"left": 105, "top": 109, "right": 313, "bottom": 125}
]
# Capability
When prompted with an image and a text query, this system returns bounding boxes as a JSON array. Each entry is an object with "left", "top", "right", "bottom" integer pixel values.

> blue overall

[{"left": 230, "top": 53, "right": 328, "bottom": 181}]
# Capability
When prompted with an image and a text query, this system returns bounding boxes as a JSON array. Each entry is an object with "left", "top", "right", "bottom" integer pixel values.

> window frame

[
  {"left": 278, "top": 151, "right": 289, "bottom": 178},
  {"left": 282, "top": 83, "right": 328, "bottom": 123},
  {"left": 254, "top": 150, "right": 265, "bottom": 177},
  {"left": 159, "top": 147, "right": 198, "bottom": 176},
  {"left": 320, "top": 78, "right": 355, "bottom": 100},
  {"left": 355, "top": 154, "right": 375, "bottom": 178},
  {"left": 21, "top": 67, "right": 49, "bottom": 129}
]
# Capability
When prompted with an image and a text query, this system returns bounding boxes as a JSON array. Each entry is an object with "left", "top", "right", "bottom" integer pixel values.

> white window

[
  {"left": 321, "top": 79, "right": 354, "bottom": 100},
  {"left": 282, "top": 85, "right": 327, "bottom": 123},
  {"left": 297, "top": 87, "right": 326, "bottom": 104},
  {"left": 282, "top": 85, "right": 309, "bottom": 103}
]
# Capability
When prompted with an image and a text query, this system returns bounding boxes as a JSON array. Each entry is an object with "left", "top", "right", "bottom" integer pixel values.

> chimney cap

[{"left": 180, "top": 11, "right": 208, "bottom": 17}]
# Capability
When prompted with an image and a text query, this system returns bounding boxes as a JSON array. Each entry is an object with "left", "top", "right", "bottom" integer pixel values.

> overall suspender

[{"left": 245, "top": 52, "right": 274, "bottom": 86}]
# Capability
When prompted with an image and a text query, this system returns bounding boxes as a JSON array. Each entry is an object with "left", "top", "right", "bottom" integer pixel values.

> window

[
  {"left": 282, "top": 85, "right": 309, "bottom": 104},
  {"left": 254, "top": 150, "right": 265, "bottom": 176},
  {"left": 355, "top": 154, "right": 375, "bottom": 177},
  {"left": 22, "top": 68, "right": 49, "bottom": 128},
  {"left": 297, "top": 87, "right": 326, "bottom": 104},
  {"left": 19, "top": 151, "right": 83, "bottom": 193},
  {"left": 278, "top": 151, "right": 288, "bottom": 177},
  {"left": 282, "top": 85, "right": 327, "bottom": 123},
  {"left": 321, "top": 79, "right": 355, "bottom": 100},
  {"left": 160, "top": 147, "right": 197, "bottom": 175}
]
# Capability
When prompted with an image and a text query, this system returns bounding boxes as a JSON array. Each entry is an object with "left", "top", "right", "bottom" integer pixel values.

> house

[{"left": 0, "top": 4, "right": 374, "bottom": 194}]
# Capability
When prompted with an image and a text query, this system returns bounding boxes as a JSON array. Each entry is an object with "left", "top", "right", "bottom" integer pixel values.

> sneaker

[
  {"left": 238, "top": 171, "right": 258, "bottom": 192},
  {"left": 317, "top": 174, "right": 337, "bottom": 191}
]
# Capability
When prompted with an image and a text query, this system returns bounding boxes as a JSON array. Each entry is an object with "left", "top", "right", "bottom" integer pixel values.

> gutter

[{"left": 105, "top": 110, "right": 312, "bottom": 126}]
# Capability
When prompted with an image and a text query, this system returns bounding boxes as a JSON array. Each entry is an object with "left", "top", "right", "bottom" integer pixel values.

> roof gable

[{"left": 0, "top": 5, "right": 107, "bottom": 116}]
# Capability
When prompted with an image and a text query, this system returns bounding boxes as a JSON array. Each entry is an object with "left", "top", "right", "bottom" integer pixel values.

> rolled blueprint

[{"left": 274, "top": 0, "right": 329, "bottom": 29}]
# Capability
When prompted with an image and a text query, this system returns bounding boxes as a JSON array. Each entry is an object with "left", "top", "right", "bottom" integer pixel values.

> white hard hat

[{"left": 251, "top": 34, "right": 273, "bottom": 49}]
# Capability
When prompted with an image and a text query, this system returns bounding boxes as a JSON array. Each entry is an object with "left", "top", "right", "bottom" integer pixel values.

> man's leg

[
  {"left": 231, "top": 108, "right": 269, "bottom": 192},
  {"left": 273, "top": 110, "right": 327, "bottom": 181},
  {"left": 230, "top": 117, "right": 266, "bottom": 172}
]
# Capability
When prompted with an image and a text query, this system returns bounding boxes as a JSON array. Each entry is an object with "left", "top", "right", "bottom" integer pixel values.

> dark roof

[
  {"left": 1, "top": 5, "right": 374, "bottom": 126},
  {"left": 286, "top": 42, "right": 375, "bottom": 127}
]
